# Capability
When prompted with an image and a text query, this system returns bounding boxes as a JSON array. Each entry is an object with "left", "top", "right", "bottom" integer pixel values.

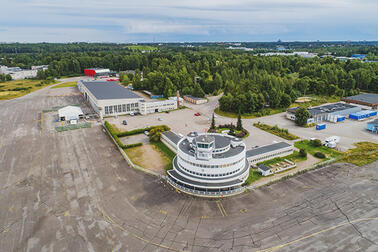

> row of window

[
  {"left": 179, "top": 156, "right": 244, "bottom": 169},
  {"left": 179, "top": 163, "right": 241, "bottom": 178},
  {"left": 213, "top": 146, "right": 229, "bottom": 153},
  {"left": 104, "top": 103, "right": 138, "bottom": 115},
  {"left": 197, "top": 142, "right": 213, "bottom": 149},
  {"left": 250, "top": 149, "right": 293, "bottom": 162}
]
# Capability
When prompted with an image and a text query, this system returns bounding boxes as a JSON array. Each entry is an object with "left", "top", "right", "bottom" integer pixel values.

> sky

[{"left": 0, "top": 0, "right": 377, "bottom": 43}]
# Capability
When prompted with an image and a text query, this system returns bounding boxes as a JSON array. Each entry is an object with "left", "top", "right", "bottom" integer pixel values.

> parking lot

[{"left": 250, "top": 112, "right": 378, "bottom": 151}]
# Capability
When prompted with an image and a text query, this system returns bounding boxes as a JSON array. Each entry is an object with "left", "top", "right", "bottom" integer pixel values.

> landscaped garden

[{"left": 253, "top": 122, "right": 299, "bottom": 140}]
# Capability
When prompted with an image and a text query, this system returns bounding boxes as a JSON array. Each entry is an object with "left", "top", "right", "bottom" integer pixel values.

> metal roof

[
  {"left": 184, "top": 95, "right": 206, "bottom": 101},
  {"left": 342, "top": 93, "right": 378, "bottom": 105},
  {"left": 246, "top": 142, "right": 291, "bottom": 158},
  {"left": 287, "top": 103, "right": 358, "bottom": 116},
  {"left": 367, "top": 119, "right": 378, "bottom": 125},
  {"left": 82, "top": 81, "right": 142, "bottom": 100},
  {"left": 162, "top": 131, "right": 182, "bottom": 145},
  {"left": 258, "top": 164, "right": 271, "bottom": 171}
]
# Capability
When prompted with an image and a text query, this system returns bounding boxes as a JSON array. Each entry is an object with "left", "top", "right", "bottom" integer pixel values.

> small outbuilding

[
  {"left": 366, "top": 119, "right": 378, "bottom": 133},
  {"left": 258, "top": 164, "right": 272, "bottom": 176},
  {"left": 58, "top": 106, "right": 84, "bottom": 121}
]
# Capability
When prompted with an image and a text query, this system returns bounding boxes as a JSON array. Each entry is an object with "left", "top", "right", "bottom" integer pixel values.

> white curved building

[{"left": 167, "top": 132, "right": 250, "bottom": 196}]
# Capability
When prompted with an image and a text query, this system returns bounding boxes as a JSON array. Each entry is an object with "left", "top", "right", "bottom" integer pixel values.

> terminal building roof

[
  {"left": 162, "top": 131, "right": 182, "bottom": 145},
  {"left": 246, "top": 142, "right": 291, "bottom": 158},
  {"left": 179, "top": 134, "right": 244, "bottom": 159},
  {"left": 82, "top": 81, "right": 142, "bottom": 100}
]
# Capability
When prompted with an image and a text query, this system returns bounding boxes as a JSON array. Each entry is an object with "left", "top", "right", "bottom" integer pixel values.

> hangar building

[
  {"left": 342, "top": 93, "right": 378, "bottom": 109},
  {"left": 58, "top": 106, "right": 84, "bottom": 121},
  {"left": 78, "top": 81, "right": 177, "bottom": 118}
]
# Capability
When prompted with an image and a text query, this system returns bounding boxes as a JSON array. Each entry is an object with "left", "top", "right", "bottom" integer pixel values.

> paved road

[{"left": 0, "top": 84, "right": 377, "bottom": 251}]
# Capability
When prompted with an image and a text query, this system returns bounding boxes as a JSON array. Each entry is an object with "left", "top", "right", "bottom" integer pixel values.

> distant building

[
  {"left": 31, "top": 65, "right": 49, "bottom": 71},
  {"left": 183, "top": 95, "right": 207, "bottom": 105},
  {"left": 342, "top": 93, "right": 378, "bottom": 109},
  {"left": 84, "top": 68, "right": 114, "bottom": 77},
  {"left": 142, "top": 90, "right": 164, "bottom": 99},
  {"left": 286, "top": 103, "right": 361, "bottom": 124},
  {"left": 0, "top": 65, "right": 39, "bottom": 80}
]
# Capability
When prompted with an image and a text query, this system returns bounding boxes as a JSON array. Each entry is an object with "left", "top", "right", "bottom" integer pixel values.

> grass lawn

[
  {"left": 339, "top": 142, "right": 378, "bottom": 166},
  {"left": 150, "top": 140, "right": 176, "bottom": 172},
  {"left": 294, "top": 140, "right": 344, "bottom": 159},
  {"left": 243, "top": 169, "right": 263, "bottom": 186},
  {"left": 214, "top": 107, "right": 286, "bottom": 119},
  {"left": 0, "top": 79, "right": 57, "bottom": 100},
  {"left": 258, "top": 151, "right": 307, "bottom": 166},
  {"left": 50, "top": 81, "right": 77, "bottom": 89},
  {"left": 253, "top": 122, "right": 299, "bottom": 140}
]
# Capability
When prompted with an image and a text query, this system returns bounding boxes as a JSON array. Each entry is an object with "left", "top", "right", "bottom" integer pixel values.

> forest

[{"left": 0, "top": 42, "right": 377, "bottom": 114}]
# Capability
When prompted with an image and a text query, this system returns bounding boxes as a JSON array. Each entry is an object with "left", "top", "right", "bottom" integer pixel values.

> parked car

[
  {"left": 130, "top": 112, "right": 135, "bottom": 116},
  {"left": 144, "top": 131, "right": 149, "bottom": 136},
  {"left": 158, "top": 117, "right": 162, "bottom": 121},
  {"left": 123, "top": 120, "right": 127, "bottom": 125},
  {"left": 194, "top": 112, "right": 201, "bottom": 116}
]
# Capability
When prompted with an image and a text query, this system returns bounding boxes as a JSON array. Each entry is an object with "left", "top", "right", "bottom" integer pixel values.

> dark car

[{"left": 123, "top": 120, "right": 127, "bottom": 125}]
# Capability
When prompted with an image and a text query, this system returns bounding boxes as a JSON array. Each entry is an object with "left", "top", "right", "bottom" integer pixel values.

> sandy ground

[{"left": 125, "top": 144, "right": 168, "bottom": 175}]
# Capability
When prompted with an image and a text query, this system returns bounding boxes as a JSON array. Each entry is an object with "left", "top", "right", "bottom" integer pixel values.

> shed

[
  {"left": 58, "top": 106, "right": 84, "bottom": 121},
  {"left": 258, "top": 164, "right": 272, "bottom": 176}
]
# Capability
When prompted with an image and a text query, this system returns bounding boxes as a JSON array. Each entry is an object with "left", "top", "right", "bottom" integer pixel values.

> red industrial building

[{"left": 84, "top": 68, "right": 111, "bottom": 77}]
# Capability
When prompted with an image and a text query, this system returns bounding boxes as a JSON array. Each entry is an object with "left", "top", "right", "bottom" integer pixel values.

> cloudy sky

[{"left": 0, "top": 0, "right": 377, "bottom": 42}]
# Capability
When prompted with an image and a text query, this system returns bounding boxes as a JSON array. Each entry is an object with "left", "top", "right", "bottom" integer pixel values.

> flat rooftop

[
  {"left": 178, "top": 134, "right": 244, "bottom": 159},
  {"left": 82, "top": 81, "right": 142, "bottom": 100},
  {"left": 184, "top": 95, "right": 206, "bottom": 101},
  {"left": 162, "top": 131, "right": 182, "bottom": 145},
  {"left": 246, "top": 142, "right": 291, "bottom": 158},
  {"left": 288, "top": 103, "right": 358, "bottom": 116},
  {"left": 342, "top": 93, "right": 378, "bottom": 105}
]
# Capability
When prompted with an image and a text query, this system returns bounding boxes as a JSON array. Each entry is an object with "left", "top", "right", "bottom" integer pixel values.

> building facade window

[{"left": 105, "top": 106, "right": 109, "bottom": 115}]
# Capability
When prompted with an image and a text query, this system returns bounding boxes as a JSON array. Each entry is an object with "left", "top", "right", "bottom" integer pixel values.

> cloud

[{"left": 0, "top": 0, "right": 377, "bottom": 42}]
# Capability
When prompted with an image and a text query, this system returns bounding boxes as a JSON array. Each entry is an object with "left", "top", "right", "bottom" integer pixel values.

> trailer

[{"left": 316, "top": 123, "right": 326, "bottom": 130}]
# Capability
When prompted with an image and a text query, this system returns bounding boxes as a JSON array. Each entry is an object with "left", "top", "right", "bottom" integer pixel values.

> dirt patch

[{"left": 125, "top": 144, "right": 168, "bottom": 175}]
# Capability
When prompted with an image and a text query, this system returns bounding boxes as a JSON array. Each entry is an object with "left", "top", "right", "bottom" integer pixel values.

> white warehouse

[{"left": 78, "top": 81, "right": 177, "bottom": 118}]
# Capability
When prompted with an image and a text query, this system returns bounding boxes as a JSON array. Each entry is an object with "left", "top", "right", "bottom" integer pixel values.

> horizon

[{"left": 1, "top": 0, "right": 377, "bottom": 43}]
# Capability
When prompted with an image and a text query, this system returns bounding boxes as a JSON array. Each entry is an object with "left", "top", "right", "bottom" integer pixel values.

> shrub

[
  {"left": 123, "top": 143, "right": 143, "bottom": 149},
  {"left": 310, "top": 139, "right": 322, "bottom": 147},
  {"left": 299, "top": 148, "right": 307, "bottom": 157},
  {"left": 314, "top": 152, "right": 326, "bottom": 158}
]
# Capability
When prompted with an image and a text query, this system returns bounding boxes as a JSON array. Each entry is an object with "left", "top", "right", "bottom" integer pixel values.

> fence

[
  {"left": 56, "top": 122, "right": 91, "bottom": 132},
  {"left": 167, "top": 178, "right": 245, "bottom": 198}
]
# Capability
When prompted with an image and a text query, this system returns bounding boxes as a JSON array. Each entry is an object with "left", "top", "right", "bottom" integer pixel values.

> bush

[
  {"left": 314, "top": 152, "right": 326, "bottom": 158},
  {"left": 117, "top": 124, "right": 170, "bottom": 137},
  {"left": 299, "top": 148, "right": 307, "bottom": 157},
  {"left": 123, "top": 143, "right": 143, "bottom": 149},
  {"left": 310, "top": 139, "right": 322, "bottom": 147}
]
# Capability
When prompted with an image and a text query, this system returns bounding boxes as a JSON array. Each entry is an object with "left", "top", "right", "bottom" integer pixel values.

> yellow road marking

[
  {"left": 240, "top": 208, "right": 248, "bottom": 213},
  {"left": 216, "top": 200, "right": 227, "bottom": 217},
  {"left": 159, "top": 209, "right": 167, "bottom": 215},
  {"left": 258, "top": 217, "right": 378, "bottom": 252},
  {"left": 216, "top": 201, "right": 224, "bottom": 217}
]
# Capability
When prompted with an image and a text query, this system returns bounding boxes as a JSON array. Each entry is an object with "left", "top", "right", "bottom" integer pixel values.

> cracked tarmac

[{"left": 0, "top": 84, "right": 377, "bottom": 251}]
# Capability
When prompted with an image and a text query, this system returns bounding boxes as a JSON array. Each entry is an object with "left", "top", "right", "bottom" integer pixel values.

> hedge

[
  {"left": 116, "top": 125, "right": 170, "bottom": 137},
  {"left": 104, "top": 121, "right": 143, "bottom": 149},
  {"left": 123, "top": 143, "right": 143, "bottom": 149},
  {"left": 314, "top": 152, "right": 326, "bottom": 159}
]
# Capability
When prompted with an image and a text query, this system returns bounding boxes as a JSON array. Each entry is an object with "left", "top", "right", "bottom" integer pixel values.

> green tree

[
  {"left": 236, "top": 110, "right": 242, "bottom": 130},
  {"left": 295, "top": 107, "right": 310, "bottom": 126},
  {"left": 210, "top": 113, "right": 216, "bottom": 130},
  {"left": 299, "top": 148, "right": 307, "bottom": 158},
  {"left": 5, "top": 74, "right": 12, "bottom": 81}
]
